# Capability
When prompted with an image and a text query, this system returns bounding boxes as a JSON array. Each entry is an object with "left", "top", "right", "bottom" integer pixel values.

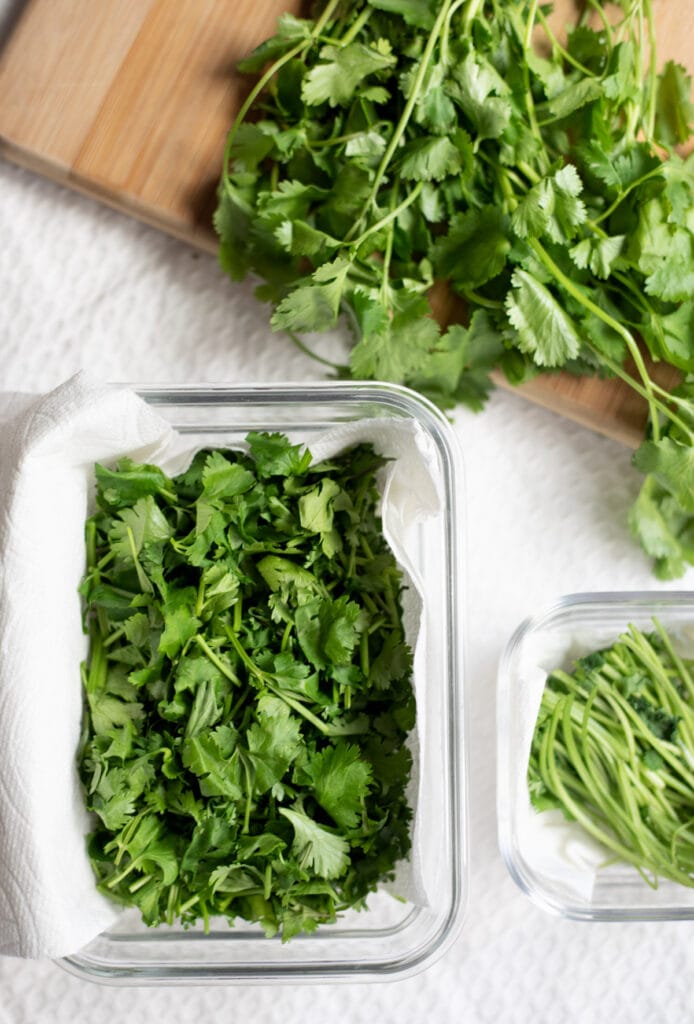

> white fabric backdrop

[{"left": 1, "top": 45, "right": 694, "bottom": 1022}]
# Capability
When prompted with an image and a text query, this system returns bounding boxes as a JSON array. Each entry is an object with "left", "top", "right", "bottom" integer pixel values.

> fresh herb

[
  {"left": 79, "top": 434, "right": 414, "bottom": 940},
  {"left": 215, "top": 0, "right": 694, "bottom": 577},
  {"left": 528, "top": 620, "right": 694, "bottom": 888}
]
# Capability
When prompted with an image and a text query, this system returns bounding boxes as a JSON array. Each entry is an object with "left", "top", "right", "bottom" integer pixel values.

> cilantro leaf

[
  {"left": 81, "top": 437, "right": 414, "bottom": 938},
  {"left": 309, "top": 742, "right": 372, "bottom": 830},
  {"left": 505, "top": 270, "right": 582, "bottom": 367},
  {"left": 279, "top": 807, "right": 351, "bottom": 879},
  {"left": 633, "top": 438, "right": 694, "bottom": 514},
  {"left": 655, "top": 61, "right": 694, "bottom": 148},
  {"left": 302, "top": 42, "right": 396, "bottom": 108}
]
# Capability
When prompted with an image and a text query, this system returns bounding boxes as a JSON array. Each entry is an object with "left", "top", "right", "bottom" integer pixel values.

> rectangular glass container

[
  {"left": 498, "top": 591, "right": 694, "bottom": 921},
  {"left": 60, "top": 381, "right": 467, "bottom": 985}
]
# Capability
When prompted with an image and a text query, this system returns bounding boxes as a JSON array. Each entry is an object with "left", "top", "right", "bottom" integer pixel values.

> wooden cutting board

[{"left": 0, "top": 0, "right": 689, "bottom": 446}]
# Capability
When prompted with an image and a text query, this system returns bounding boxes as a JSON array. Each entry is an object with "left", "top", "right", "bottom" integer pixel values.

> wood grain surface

[{"left": 0, "top": 0, "right": 689, "bottom": 445}]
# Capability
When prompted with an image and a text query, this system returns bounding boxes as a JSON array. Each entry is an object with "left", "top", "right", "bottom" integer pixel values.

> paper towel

[
  {"left": 0, "top": 374, "right": 441, "bottom": 958},
  {"left": 514, "top": 625, "right": 638, "bottom": 902},
  {"left": 0, "top": 374, "right": 175, "bottom": 958}
]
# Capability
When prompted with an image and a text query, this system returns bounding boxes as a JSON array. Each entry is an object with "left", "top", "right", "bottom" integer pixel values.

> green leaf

[
  {"left": 227, "top": 123, "right": 276, "bottom": 172},
  {"left": 182, "top": 726, "right": 243, "bottom": 799},
  {"left": 505, "top": 270, "right": 582, "bottom": 367},
  {"left": 655, "top": 61, "right": 694, "bottom": 148},
  {"left": 202, "top": 451, "right": 256, "bottom": 500},
  {"left": 546, "top": 77, "right": 603, "bottom": 120},
  {"left": 159, "top": 589, "right": 201, "bottom": 659},
  {"left": 295, "top": 594, "right": 363, "bottom": 669},
  {"left": 236, "top": 13, "right": 312, "bottom": 73},
  {"left": 399, "top": 135, "right": 464, "bottom": 182},
  {"left": 299, "top": 478, "right": 341, "bottom": 533},
  {"left": 633, "top": 439, "right": 694, "bottom": 514},
  {"left": 88, "top": 692, "right": 144, "bottom": 736},
  {"left": 569, "top": 235, "right": 626, "bottom": 279},
  {"left": 257, "top": 555, "right": 322, "bottom": 596},
  {"left": 433, "top": 206, "right": 510, "bottom": 288},
  {"left": 366, "top": 0, "right": 435, "bottom": 29},
  {"left": 451, "top": 53, "right": 511, "bottom": 140},
  {"left": 279, "top": 807, "right": 351, "bottom": 879},
  {"left": 349, "top": 288, "right": 440, "bottom": 383},
  {"left": 95, "top": 459, "right": 174, "bottom": 511},
  {"left": 246, "top": 431, "right": 312, "bottom": 478},
  {"left": 309, "top": 742, "right": 372, "bottom": 829},
  {"left": 302, "top": 42, "right": 396, "bottom": 107},
  {"left": 246, "top": 696, "right": 304, "bottom": 794},
  {"left": 174, "top": 654, "right": 224, "bottom": 694},
  {"left": 108, "top": 497, "right": 172, "bottom": 564},
  {"left": 641, "top": 301, "right": 694, "bottom": 370},
  {"left": 271, "top": 258, "right": 351, "bottom": 333}
]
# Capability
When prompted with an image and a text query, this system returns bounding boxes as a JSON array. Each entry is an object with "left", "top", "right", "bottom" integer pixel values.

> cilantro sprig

[
  {"left": 215, "top": 0, "right": 694, "bottom": 577},
  {"left": 529, "top": 620, "right": 694, "bottom": 888},
  {"left": 79, "top": 434, "right": 414, "bottom": 940}
]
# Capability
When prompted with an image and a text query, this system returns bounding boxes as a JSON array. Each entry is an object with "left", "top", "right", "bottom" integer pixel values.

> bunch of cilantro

[
  {"left": 79, "top": 433, "right": 414, "bottom": 940},
  {"left": 215, "top": 0, "right": 694, "bottom": 578}
]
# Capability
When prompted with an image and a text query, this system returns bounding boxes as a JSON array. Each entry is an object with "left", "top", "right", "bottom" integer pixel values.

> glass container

[
  {"left": 498, "top": 591, "right": 694, "bottom": 921},
  {"left": 61, "top": 381, "right": 467, "bottom": 984}
]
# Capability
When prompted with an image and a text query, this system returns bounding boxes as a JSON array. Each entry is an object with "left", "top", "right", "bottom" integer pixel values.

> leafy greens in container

[{"left": 78, "top": 432, "right": 414, "bottom": 940}]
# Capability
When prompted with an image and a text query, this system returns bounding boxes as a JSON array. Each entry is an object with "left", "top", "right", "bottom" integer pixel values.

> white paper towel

[
  {"left": 0, "top": 375, "right": 174, "bottom": 958},
  {"left": 0, "top": 374, "right": 441, "bottom": 958},
  {"left": 514, "top": 629, "right": 610, "bottom": 902}
]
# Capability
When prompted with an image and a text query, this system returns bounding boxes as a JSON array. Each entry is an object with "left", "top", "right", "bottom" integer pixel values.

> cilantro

[
  {"left": 215, "top": 0, "right": 694, "bottom": 578},
  {"left": 79, "top": 434, "right": 414, "bottom": 938},
  {"left": 528, "top": 621, "right": 694, "bottom": 889}
]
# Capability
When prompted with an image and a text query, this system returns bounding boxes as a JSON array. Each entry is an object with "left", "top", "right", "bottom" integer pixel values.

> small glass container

[
  {"left": 61, "top": 381, "right": 467, "bottom": 985},
  {"left": 498, "top": 591, "right": 694, "bottom": 921}
]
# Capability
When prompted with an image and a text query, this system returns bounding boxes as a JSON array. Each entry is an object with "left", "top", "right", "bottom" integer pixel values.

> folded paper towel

[
  {"left": 0, "top": 374, "right": 442, "bottom": 958},
  {"left": 0, "top": 374, "right": 175, "bottom": 958}
]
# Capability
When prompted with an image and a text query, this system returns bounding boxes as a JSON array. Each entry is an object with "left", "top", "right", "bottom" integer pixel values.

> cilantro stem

[
  {"left": 266, "top": 682, "right": 348, "bottom": 735},
  {"left": 281, "top": 621, "right": 293, "bottom": 653},
  {"left": 360, "top": 633, "right": 370, "bottom": 678},
  {"left": 349, "top": 181, "right": 424, "bottom": 254},
  {"left": 642, "top": 0, "right": 658, "bottom": 143},
  {"left": 241, "top": 753, "right": 253, "bottom": 833},
  {"left": 285, "top": 330, "right": 346, "bottom": 371},
  {"left": 221, "top": 0, "right": 342, "bottom": 188},
  {"left": 652, "top": 618, "right": 694, "bottom": 702},
  {"left": 460, "top": 289, "right": 503, "bottom": 310},
  {"left": 338, "top": 4, "right": 371, "bottom": 47},
  {"left": 521, "top": 0, "right": 550, "bottom": 175},
  {"left": 535, "top": 7, "right": 595, "bottom": 79},
  {"left": 584, "top": 0, "right": 615, "bottom": 44},
  {"left": 461, "top": 0, "right": 484, "bottom": 34},
  {"left": 103, "top": 625, "right": 126, "bottom": 649},
  {"left": 86, "top": 630, "right": 107, "bottom": 694},
  {"left": 528, "top": 237, "right": 662, "bottom": 440},
  {"left": 591, "top": 166, "right": 665, "bottom": 226},
  {"left": 348, "top": 0, "right": 456, "bottom": 235},
  {"left": 195, "top": 634, "right": 242, "bottom": 685},
  {"left": 441, "top": 0, "right": 468, "bottom": 65},
  {"left": 379, "top": 179, "right": 400, "bottom": 305}
]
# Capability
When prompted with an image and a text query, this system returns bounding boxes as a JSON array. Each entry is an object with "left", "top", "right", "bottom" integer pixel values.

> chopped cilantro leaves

[{"left": 80, "top": 434, "right": 414, "bottom": 939}]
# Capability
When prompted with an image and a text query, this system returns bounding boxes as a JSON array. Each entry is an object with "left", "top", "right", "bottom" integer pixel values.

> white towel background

[{"left": 2, "top": 92, "right": 694, "bottom": 1024}]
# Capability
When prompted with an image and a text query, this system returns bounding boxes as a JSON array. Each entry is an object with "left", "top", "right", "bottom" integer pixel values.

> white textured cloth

[
  {"left": 3, "top": 98, "right": 694, "bottom": 1024},
  {"left": 0, "top": 376, "right": 174, "bottom": 957}
]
